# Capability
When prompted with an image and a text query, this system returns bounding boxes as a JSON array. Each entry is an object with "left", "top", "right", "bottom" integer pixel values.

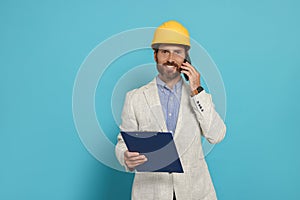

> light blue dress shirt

[{"left": 156, "top": 76, "right": 183, "bottom": 134}]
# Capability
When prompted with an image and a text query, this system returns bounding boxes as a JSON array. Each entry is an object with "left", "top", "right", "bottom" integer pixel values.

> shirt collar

[{"left": 156, "top": 76, "right": 183, "bottom": 93}]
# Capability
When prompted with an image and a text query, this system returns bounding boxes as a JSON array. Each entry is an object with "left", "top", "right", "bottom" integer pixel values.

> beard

[{"left": 156, "top": 61, "right": 181, "bottom": 81}]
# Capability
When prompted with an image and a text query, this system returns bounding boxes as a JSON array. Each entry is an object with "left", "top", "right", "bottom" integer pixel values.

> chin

[{"left": 165, "top": 73, "right": 180, "bottom": 80}]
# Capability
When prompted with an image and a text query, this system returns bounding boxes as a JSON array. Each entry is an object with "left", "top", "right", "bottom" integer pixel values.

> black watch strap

[
  {"left": 197, "top": 86, "right": 204, "bottom": 93},
  {"left": 191, "top": 86, "right": 204, "bottom": 97}
]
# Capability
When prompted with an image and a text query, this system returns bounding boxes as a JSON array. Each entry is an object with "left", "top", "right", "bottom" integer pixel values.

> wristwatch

[{"left": 191, "top": 86, "right": 204, "bottom": 97}]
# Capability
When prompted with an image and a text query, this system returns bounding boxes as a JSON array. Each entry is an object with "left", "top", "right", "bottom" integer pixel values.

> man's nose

[{"left": 167, "top": 52, "right": 175, "bottom": 61}]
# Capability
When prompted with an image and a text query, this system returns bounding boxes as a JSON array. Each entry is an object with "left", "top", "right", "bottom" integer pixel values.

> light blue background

[{"left": 1, "top": 0, "right": 299, "bottom": 199}]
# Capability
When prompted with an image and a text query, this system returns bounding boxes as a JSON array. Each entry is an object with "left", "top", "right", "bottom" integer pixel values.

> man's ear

[{"left": 154, "top": 51, "right": 158, "bottom": 62}]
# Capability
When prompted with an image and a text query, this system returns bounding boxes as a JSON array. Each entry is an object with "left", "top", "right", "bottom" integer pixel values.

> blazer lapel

[
  {"left": 143, "top": 78, "right": 168, "bottom": 132},
  {"left": 173, "top": 81, "right": 190, "bottom": 140}
]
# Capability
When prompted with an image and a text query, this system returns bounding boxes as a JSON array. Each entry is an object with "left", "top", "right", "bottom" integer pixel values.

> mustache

[{"left": 163, "top": 61, "right": 179, "bottom": 68}]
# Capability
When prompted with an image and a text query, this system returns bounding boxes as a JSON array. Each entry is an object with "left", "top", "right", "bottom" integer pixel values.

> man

[{"left": 115, "top": 20, "right": 226, "bottom": 200}]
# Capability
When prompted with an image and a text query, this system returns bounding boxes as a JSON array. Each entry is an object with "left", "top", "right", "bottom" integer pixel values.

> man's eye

[{"left": 162, "top": 50, "right": 168, "bottom": 54}]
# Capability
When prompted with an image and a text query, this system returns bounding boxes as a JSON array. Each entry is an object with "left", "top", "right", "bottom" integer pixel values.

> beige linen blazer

[{"left": 115, "top": 78, "right": 226, "bottom": 200}]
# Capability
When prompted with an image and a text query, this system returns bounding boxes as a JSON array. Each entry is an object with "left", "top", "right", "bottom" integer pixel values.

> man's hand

[
  {"left": 181, "top": 62, "right": 201, "bottom": 91},
  {"left": 124, "top": 150, "right": 148, "bottom": 171}
]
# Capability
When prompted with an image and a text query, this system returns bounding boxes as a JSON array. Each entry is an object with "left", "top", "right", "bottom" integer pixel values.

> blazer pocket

[{"left": 137, "top": 116, "right": 156, "bottom": 131}]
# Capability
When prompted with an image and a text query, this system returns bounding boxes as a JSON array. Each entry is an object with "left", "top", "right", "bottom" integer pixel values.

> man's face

[{"left": 154, "top": 44, "right": 186, "bottom": 82}]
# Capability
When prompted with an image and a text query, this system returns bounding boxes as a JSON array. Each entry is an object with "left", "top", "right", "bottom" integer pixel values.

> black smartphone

[{"left": 182, "top": 54, "right": 191, "bottom": 81}]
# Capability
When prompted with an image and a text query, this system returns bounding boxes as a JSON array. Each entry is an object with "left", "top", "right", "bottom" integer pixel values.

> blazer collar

[
  {"left": 143, "top": 78, "right": 167, "bottom": 132},
  {"left": 143, "top": 78, "right": 196, "bottom": 157},
  {"left": 173, "top": 81, "right": 190, "bottom": 139},
  {"left": 143, "top": 77, "right": 191, "bottom": 134}
]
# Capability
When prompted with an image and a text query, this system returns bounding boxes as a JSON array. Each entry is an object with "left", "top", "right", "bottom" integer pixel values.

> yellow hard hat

[{"left": 151, "top": 20, "right": 190, "bottom": 49}]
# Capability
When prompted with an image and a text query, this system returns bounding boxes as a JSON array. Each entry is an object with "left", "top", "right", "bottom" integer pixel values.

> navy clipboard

[{"left": 120, "top": 131, "right": 184, "bottom": 173}]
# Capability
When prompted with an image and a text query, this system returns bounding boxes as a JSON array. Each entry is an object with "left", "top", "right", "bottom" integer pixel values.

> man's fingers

[
  {"left": 124, "top": 150, "right": 140, "bottom": 158},
  {"left": 182, "top": 62, "right": 198, "bottom": 74},
  {"left": 127, "top": 155, "right": 146, "bottom": 162},
  {"left": 181, "top": 64, "right": 200, "bottom": 78},
  {"left": 181, "top": 64, "right": 195, "bottom": 73},
  {"left": 181, "top": 61, "right": 193, "bottom": 69},
  {"left": 124, "top": 151, "right": 148, "bottom": 170},
  {"left": 126, "top": 157, "right": 148, "bottom": 166},
  {"left": 125, "top": 150, "right": 139, "bottom": 156},
  {"left": 124, "top": 150, "right": 147, "bottom": 161},
  {"left": 125, "top": 157, "right": 148, "bottom": 169},
  {"left": 181, "top": 69, "right": 191, "bottom": 78}
]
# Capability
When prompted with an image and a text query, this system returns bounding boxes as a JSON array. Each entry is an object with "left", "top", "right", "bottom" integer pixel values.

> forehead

[{"left": 158, "top": 44, "right": 185, "bottom": 51}]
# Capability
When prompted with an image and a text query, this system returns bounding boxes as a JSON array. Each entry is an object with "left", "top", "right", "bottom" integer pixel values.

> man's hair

[{"left": 152, "top": 43, "right": 189, "bottom": 52}]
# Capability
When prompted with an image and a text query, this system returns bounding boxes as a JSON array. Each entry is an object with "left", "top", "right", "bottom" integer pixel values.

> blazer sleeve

[
  {"left": 191, "top": 90, "right": 226, "bottom": 144},
  {"left": 115, "top": 90, "right": 138, "bottom": 171}
]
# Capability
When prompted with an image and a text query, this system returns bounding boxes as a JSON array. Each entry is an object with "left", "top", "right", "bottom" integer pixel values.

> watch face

[{"left": 197, "top": 86, "right": 204, "bottom": 93}]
